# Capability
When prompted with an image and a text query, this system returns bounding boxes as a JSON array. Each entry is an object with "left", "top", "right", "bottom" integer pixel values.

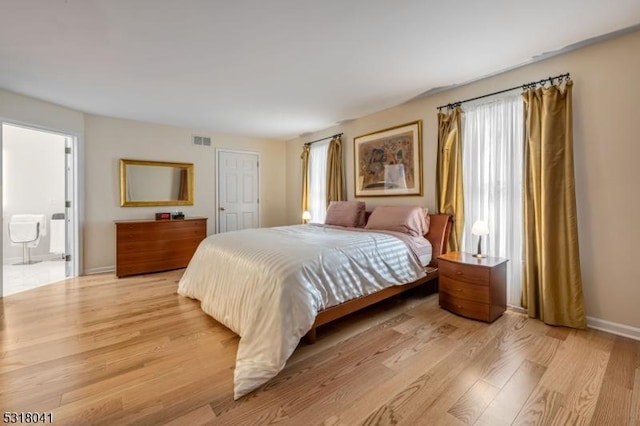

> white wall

[
  {"left": 0, "top": 88, "right": 85, "bottom": 136},
  {"left": 0, "top": 88, "right": 85, "bottom": 295},
  {"left": 286, "top": 30, "right": 640, "bottom": 331},
  {"left": 2, "top": 124, "right": 66, "bottom": 260},
  {"left": 84, "top": 115, "right": 287, "bottom": 273}
]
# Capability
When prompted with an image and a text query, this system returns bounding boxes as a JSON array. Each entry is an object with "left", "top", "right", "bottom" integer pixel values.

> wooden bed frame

[{"left": 304, "top": 213, "right": 453, "bottom": 343}]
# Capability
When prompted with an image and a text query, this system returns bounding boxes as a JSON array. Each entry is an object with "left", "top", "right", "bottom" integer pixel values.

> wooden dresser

[
  {"left": 115, "top": 217, "right": 207, "bottom": 277},
  {"left": 438, "top": 251, "right": 508, "bottom": 322}
]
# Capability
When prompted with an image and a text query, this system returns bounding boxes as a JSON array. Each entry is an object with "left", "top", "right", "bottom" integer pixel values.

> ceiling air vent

[{"left": 192, "top": 135, "right": 212, "bottom": 147}]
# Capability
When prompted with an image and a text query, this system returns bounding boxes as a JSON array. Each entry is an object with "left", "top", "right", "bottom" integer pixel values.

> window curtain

[
  {"left": 300, "top": 145, "right": 310, "bottom": 221},
  {"left": 308, "top": 140, "right": 330, "bottom": 223},
  {"left": 461, "top": 95, "right": 524, "bottom": 307},
  {"left": 522, "top": 80, "right": 586, "bottom": 328},
  {"left": 437, "top": 107, "right": 464, "bottom": 251},
  {"left": 326, "top": 136, "right": 345, "bottom": 204}
]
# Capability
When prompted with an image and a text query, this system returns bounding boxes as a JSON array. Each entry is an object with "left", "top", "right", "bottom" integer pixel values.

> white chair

[{"left": 8, "top": 214, "right": 46, "bottom": 265}]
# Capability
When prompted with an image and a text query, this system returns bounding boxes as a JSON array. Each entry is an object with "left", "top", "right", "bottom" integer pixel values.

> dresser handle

[{"left": 456, "top": 271, "right": 462, "bottom": 275}]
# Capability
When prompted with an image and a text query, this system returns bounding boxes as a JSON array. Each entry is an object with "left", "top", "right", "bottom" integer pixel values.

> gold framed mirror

[{"left": 120, "top": 159, "right": 194, "bottom": 207}]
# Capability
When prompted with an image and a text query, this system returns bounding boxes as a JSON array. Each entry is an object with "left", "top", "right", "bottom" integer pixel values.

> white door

[{"left": 217, "top": 150, "right": 259, "bottom": 233}]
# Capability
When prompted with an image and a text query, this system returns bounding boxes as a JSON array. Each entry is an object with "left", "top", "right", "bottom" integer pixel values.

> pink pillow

[
  {"left": 423, "top": 208, "right": 431, "bottom": 233},
  {"left": 325, "top": 201, "right": 366, "bottom": 227},
  {"left": 365, "top": 205, "right": 429, "bottom": 236}
]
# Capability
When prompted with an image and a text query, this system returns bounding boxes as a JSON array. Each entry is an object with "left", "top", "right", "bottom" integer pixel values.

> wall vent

[{"left": 192, "top": 135, "right": 212, "bottom": 147}]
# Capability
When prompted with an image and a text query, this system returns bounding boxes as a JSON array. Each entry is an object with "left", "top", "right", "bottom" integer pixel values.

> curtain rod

[
  {"left": 304, "top": 133, "right": 343, "bottom": 146},
  {"left": 436, "top": 72, "right": 570, "bottom": 111}
]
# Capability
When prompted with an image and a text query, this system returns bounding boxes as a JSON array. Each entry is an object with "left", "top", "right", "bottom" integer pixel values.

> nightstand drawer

[
  {"left": 439, "top": 293, "right": 490, "bottom": 322},
  {"left": 440, "top": 276, "right": 490, "bottom": 304},
  {"left": 438, "top": 252, "right": 507, "bottom": 323},
  {"left": 440, "top": 260, "right": 490, "bottom": 286}
]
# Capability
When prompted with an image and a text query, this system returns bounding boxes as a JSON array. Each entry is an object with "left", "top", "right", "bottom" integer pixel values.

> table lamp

[
  {"left": 471, "top": 220, "right": 489, "bottom": 258},
  {"left": 302, "top": 211, "right": 311, "bottom": 224}
]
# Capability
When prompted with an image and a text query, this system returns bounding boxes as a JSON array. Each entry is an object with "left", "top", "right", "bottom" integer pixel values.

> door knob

[{"left": 219, "top": 207, "right": 225, "bottom": 211}]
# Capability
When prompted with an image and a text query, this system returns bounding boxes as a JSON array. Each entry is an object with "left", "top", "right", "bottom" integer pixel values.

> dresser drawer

[
  {"left": 117, "top": 220, "right": 205, "bottom": 238},
  {"left": 440, "top": 260, "right": 490, "bottom": 286},
  {"left": 440, "top": 276, "right": 490, "bottom": 304},
  {"left": 439, "top": 293, "right": 490, "bottom": 322},
  {"left": 115, "top": 218, "right": 207, "bottom": 277}
]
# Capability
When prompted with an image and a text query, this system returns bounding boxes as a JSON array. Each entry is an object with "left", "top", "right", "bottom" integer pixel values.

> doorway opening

[{"left": 1, "top": 122, "right": 78, "bottom": 297}]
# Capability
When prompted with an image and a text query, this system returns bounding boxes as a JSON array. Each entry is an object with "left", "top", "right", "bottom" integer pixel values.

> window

[
  {"left": 307, "top": 140, "right": 330, "bottom": 223},
  {"left": 461, "top": 94, "right": 524, "bottom": 307}
]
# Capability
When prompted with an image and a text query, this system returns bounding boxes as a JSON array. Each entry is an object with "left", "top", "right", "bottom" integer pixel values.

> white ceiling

[{"left": 1, "top": 1, "right": 639, "bottom": 140}]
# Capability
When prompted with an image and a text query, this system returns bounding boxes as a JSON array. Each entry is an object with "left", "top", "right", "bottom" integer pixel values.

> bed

[{"left": 177, "top": 204, "right": 452, "bottom": 399}]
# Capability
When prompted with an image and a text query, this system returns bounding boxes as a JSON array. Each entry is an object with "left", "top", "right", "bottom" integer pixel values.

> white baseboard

[
  {"left": 507, "top": 304, "right": 526, "bottom": 314},
  {"left": 84, "top": 266, "right": 115, "bottom": 275},
  {"left": 508, "top": 306, "right": 639, "bottom": 341},
  {"left": 586, "top": 316, "right": 640, "bottom": 341}
]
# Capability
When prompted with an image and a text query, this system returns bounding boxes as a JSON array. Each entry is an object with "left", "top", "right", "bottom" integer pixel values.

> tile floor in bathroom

[{"left": 2, "top": 259, "right": 67, "bottom": 296}]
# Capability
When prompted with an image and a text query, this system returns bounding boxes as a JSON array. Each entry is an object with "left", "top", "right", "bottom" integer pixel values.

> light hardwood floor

[{"left": 1, "top": 270, "right": 639, "bottom": 425}]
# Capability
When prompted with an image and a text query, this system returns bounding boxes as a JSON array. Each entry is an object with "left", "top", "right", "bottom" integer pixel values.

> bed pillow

[
  {"left": 365, "top": 205, "right": 429, "bottom": 237},
  {"left": 324, "top": 201, "right": 366, "bottom": 227},
  {"left": 423, "top": 208, "right": 431, "bottom": 233}
]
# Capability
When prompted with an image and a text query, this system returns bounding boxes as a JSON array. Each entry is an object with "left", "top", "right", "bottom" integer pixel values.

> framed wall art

[{"left": 354, "top": 120, "right": 422, "bottom": 197}]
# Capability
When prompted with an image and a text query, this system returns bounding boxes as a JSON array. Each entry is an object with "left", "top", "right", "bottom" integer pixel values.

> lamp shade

[
  {"left": 302, "top": 211, "right": 312, "bottom": 221},
  {"left": 471, "top": 220, "right": 489, "bottom": 236}
]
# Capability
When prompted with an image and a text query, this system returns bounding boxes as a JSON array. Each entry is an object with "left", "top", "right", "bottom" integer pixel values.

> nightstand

[{"left": 438, "top": 251, "right": 508, "bottom": 322}]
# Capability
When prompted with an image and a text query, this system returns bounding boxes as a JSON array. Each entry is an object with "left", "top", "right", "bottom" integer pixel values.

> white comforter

[{"left": 177, "top": 224, "right": 428, "bottom": 399}]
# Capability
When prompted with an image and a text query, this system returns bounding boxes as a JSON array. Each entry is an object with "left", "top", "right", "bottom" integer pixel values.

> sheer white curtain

[
  {"left": 308, "top": 140, "right": 330, "bottom": 223},
  {"left": 461, "top": 94, "right": 524, "bottom": 307}
]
